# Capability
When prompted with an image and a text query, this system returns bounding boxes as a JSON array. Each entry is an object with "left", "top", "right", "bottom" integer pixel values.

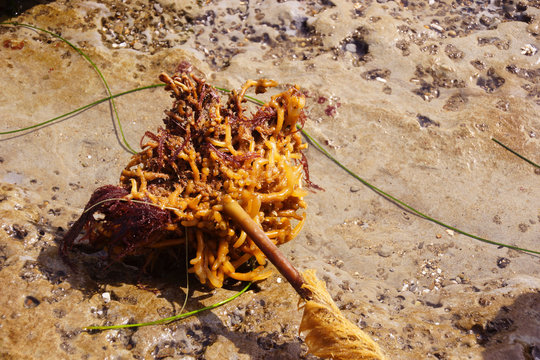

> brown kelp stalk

[
  {"left": 223, "top": 198, "right": 387, "bottom": 360},
  {"left": 222, "top": 198, "right": 309, "bottom": 299}
]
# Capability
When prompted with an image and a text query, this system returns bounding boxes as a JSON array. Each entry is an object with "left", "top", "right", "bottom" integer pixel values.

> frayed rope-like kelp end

[{"left": 299, "top": 270, "right": 387, "bottom": 360}]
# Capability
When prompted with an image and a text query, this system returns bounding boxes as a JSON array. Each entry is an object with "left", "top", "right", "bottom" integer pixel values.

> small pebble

[
  {"left": 345, "top": 43, "right": 357, "bottom": 53},
  {"left": 527, "top": 18, "right": 540, "bottom": 35},
  {"left": 377, "top": 246, "right": 392, "bottom": 257},
  {"left": 521, "top": 44, "right": 538, "bottom": 56},
  {"left": 93, "top": 212, "right": 106, "bottom": 220},
  {"left": 153, "top": 3, "right": 163, "bottom": 14},
  {"left": 497, "top": 257, "right": 510, "bottom": 269}
]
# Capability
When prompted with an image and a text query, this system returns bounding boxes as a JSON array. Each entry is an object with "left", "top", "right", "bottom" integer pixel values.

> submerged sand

[{"left": 0, "top": 1, "right": 539, "bottom": 359}]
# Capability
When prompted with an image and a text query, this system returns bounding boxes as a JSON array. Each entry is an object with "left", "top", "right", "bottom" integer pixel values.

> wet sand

[{"left": 1, "top": 1, "right": 539, "bottom": 359}]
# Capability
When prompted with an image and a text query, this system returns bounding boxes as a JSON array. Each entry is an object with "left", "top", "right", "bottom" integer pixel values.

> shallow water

[{"left": 0, "top": 1, "right": 539, "bottom": 359}]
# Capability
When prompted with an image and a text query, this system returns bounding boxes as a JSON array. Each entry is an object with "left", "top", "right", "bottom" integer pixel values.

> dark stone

[
  {"left": 417, "top": 114, "right": 440, "bottom": 128},
  {"left": 23, "top": 295, "right": 40, "bottom": 308},
  {"left": 497, "top": 257, "right": 510, "bottom": 269}
]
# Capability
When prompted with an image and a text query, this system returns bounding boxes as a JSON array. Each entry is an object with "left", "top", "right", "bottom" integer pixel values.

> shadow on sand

[
  {"left": 35, "top": 231, "right": 313, "bottom": 359},
  {"left": 478, "top": 291, "right": 540, "bottom": 360}
]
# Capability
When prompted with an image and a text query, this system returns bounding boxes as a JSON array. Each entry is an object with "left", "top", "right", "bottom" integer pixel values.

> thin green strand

[
  {"left": 179, "top": 230, "right": 190, "bottom": 318},
  {"left": 80, "top": 197, "right": 192, "bottom": 330},
  {"left": 78, "top": 199, "right": 249, "bottom": 331},
  {"left": 301, "top": 130, "right": 540, "bottom": 255},
  {"left": 0, "top": 21, "right": 137, "bottom": 153},
  {"left": 0, "top": 84, "right": 254, "bottom": 135},
  {"left": 84, "top": 282, "right": 251, "bottom": 331},
  {"left": 492, "top": 138, "right": 540, "bottom": 169},
  {"left": 79, "top": 198, "right": 246, "bottom": 331},
  {"left": 0, "top": 84, "right": 164, "bottom": 135}
]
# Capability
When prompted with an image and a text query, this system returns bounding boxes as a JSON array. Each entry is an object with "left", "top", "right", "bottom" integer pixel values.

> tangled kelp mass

[{"left": 63, "top": 67, "right": 310, "bottom": 288}]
